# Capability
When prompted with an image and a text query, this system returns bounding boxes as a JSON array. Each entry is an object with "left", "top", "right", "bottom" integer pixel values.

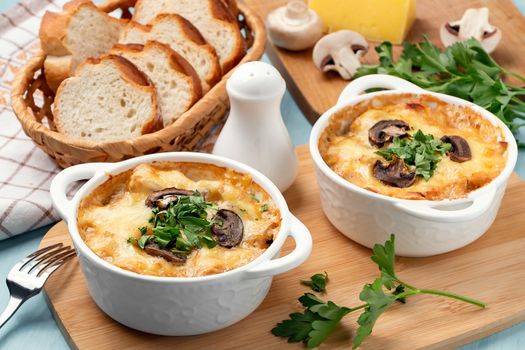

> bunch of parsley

[
  {"left": 355, "top": 37, "right": 525, "bottom": 146},
  {"left": 272, "top": 235, "right": 485, "bottom": 349},
  {"left": 376, "top": 129, "right": 451, "bottom": 180},
  {"left": 129, "top": 191, "right": 218, "bottom": 254}
]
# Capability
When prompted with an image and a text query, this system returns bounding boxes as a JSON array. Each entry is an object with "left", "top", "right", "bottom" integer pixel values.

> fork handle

[{"left": 0, "top": 296, "right": 24, "bottom": 329}]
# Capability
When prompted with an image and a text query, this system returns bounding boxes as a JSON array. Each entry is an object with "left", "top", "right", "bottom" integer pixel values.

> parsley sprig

[
  {"left": 355, "top": 36, "right": 525, "bottom": 146},
  {"left": 129, "top": 191, "right": 218, "bottom": 255},
  {"left": 376, "top": 130, "right": 451, "bottom": 180},
  {"left": 272, "top": 235, "right": 486, "bottom": 349}
]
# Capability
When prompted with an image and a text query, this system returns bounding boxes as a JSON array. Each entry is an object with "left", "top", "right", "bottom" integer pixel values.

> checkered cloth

[
  {"left": 0, "top": 0, "right": 69, "bottom": 240},
  {"left": 0, "top": 0, "right": 221, "bottom": 240}
]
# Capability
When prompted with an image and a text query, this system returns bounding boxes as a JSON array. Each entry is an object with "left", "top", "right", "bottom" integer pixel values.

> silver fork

[{"left": 0, "top": 243, "right": 76, "bottom": 329}]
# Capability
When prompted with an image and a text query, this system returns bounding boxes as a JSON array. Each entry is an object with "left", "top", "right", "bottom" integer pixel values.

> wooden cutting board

[
  {"left": 41, "top": 145, "right": 525, "bottom": 350},
  {"left": 244, "top": 0, "right": 525, "bottom": 123}
]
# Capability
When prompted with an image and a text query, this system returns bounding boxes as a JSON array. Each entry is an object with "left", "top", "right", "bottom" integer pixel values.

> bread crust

[
  {"left": 43, "top": 55, "right": 72, "bottom": 92},
  {"left": 208, "top": 0, "right": 245, "bottom": 72},
  {"left": 39, "top": 11, "right": 70, "bottom": 55},
  {"left": 111, "top": 41, "right": 203, "bottom": 125},
  {"left": 113, "top": 41, "right": 203, "bottom": 100},
  {"left": 40, "top": 1, "right": 128, "bottom": 57},
  {"left": 55, "top": 55, "right": 162, "bottom": 139},
  {"left": 132, "top": 0, "right": 245, "bottom": 73},
  {"left": 121, "top": 16, "right": 221, "bottom": 91}
]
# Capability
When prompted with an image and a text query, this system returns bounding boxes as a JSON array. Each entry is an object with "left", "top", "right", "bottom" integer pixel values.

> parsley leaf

[
  {"left": 272, "top": 293, "right": 351, "bottom": 348},
  {"left": 137, "top": 235, "right": 149, "bottom": 249},
  {"left": 355, "top": 37, "right": 525, "bottom": 145},
  {"left": 301, "top": 272, "right": 329, "bottom": 293},
  {"left": 376, "top": 130, "right": 451, "bottom": 181},
  {"left": 353, "top": 278, "right": 396, "bottom": 349},
  {"left": 260, "top": 203, "right": 269, "bottom": 213}
]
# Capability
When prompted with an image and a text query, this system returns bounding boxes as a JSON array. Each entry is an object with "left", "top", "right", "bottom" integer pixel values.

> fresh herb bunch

[
  {"left": 272, "top": 235, "right": 486, "bottom": 349},
  {"left": 301, "top": 272, "right": 329, "bottom": 293},
  {"left": 355, "top": 37, "right": 525, "bottom": 146},
  {"left": 129, "top": 191, "right": 218, "bottom": 254},
  {"left": 376, "top": 130, "right": 451, "bottom": 180}
]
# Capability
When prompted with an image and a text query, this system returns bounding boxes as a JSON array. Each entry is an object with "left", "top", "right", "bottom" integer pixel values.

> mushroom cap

[
  {"left": 439, "top": 7, "right": 501, "bottom": 53},
  {"left": 441, "top": 135, "right": 472, "bottom": 162},
  {"left": 144, "top": 240, "right": 187, "bottom": 264},
  {"left": 212, "top": 209, "right": 244, "bottom": 248},
  {"left": 368, "top": 119, "right": 410, "bottom": 147},
  {"left": 145, "top": 187, "right": 194, "bottom": 208},
  {"left": 312, "top": 30, "right": 369, "bottom": 69},
  {"left": 266, "top": 0, "right": 324, "bottom": 51},
  {"left": 373, "top": 157, "right": 416, "bottom": 188}
]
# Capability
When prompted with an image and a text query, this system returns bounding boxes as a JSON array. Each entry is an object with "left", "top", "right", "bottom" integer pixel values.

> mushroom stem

[
  {"left": 285, "top": 1, "right": 309, "bottom": 24},
  {"left": 326, "top": 46, "right": 362, "bottom": 79}
]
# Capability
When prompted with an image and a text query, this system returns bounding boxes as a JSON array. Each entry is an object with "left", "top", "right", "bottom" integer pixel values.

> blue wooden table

[{"left": 1, "top": 1, "right": 525, "bottom": 349}]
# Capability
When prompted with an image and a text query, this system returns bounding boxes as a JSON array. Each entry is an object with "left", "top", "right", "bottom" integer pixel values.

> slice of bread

[
  {"left": 40, "top": 1, "right": 127, "bottom": 72},
  {"left": 111, "top": 41, "right": 203, "bottom": 126},
  {"left": 119, "top": 14, "right": 220, "bottom": 93},
  {"left": 133, "top": 0, "right": 245, "bottom": 73},
  {"left": 54, "top": 55, "right": 162, "bottom": 142}
]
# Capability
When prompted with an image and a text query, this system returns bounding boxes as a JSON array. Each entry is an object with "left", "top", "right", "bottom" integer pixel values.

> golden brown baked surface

[
  {"left": 319, "top": 94, "right": 508, "bottom": 200},
  {"left": 77, "top": 162, "right": 281, "bottom": 277}
]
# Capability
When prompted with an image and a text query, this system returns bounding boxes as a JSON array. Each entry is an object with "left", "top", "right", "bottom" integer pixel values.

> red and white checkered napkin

[{"left": 0, "top": 0, "right": 69, "bottom": 239}]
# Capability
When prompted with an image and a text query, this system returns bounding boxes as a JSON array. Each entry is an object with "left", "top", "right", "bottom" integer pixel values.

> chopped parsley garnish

[
  {"left": 301, "top": 272, "right": 329, "bottom": 293},
  {"left": 129, "top": 191, "right": 218, "bottom": 255},
  {"left": 376, "top": 129, "right": 451, "bottom": 181},
  {"left": 260, "top": 203, "right": 269, "bottom": 213}
]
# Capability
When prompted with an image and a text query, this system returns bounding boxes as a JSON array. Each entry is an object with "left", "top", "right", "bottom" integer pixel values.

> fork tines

[{"left": 16, "top": 243, "right": 76, "bottom": 277}]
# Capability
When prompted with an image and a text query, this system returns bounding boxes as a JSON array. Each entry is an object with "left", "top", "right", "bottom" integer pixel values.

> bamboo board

[
  {"left": 245, "top": 0, "right": 525, "bottom": 123},
  {"left": 41, "top": 145, "right": 525, "bottom": 350}
]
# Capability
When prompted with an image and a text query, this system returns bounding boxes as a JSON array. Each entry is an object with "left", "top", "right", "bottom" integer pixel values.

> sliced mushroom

[
  {"left": 312, "top": 30, "right": 369, "bottom": 80},
  {"left": 144, "top": 240, "right": 187, "bottom": 264},
  {"left": 266, "top": 0, "right": 324, "bottom": 51},
  {"left": 441, "top": 135, "right": 472, "bottom": 162},
  {"left": 440, "top": 8, "right": 501, "bottom": 53},
  {"left": 145, "top": 187, "right": 194, "bottom": 208},
  {"left": 373, "top": 157, "right": 416, "bottom": 188},
  {"left": 212, "top": 209, "right": 244, "bottom": 248},
  {"left": 369, "top": 119, "right": 410, "bottom": 147}
]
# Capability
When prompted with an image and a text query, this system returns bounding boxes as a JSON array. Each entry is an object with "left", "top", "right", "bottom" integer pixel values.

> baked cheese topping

[
  {"left": 77, "top": 162, "right": 281, "bottom": 277},
  {"left": 319, "top": 94, "right": 508, "bottom": 200}
]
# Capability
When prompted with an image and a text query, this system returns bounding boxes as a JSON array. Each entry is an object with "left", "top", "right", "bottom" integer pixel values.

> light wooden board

[
  {"left": 41, "top": 145, "right": 525, "bottom": 350},
  {"left": 245, "top": 0, "right": 525, "bottom": 123}
]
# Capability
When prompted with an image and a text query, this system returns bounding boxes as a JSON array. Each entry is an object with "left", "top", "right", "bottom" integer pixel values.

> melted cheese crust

[
  {"left": 77, "top": 162, "right": 281, "bottom": 277},
  {"left": 319, "top": 94, "right": 508, "bottom": 200}
]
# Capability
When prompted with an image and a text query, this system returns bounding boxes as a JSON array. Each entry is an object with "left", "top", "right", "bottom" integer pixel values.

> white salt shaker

[{"left": 213, "top": 61, "right": 298, "bottom": 192}]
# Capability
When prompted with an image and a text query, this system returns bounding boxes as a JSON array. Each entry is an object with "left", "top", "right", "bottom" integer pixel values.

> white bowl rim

[
  {"left": 65, "top": 151, "right": 292, "bottom": 284},
  {"left": 309, "top": 90, "right": 519, "bottom": 205}
]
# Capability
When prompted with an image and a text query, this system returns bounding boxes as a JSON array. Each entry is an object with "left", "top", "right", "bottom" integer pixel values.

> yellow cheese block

[{"left": 309, "top": 0, "right": 416, "bottom": 44}]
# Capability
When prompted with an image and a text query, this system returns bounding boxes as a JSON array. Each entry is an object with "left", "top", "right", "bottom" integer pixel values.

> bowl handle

[
  {"left": 394, "top": 188, "right": 497, "bottom": 223},
  {"left": 337, "top": 74, "right": 424, "bottom": 105},
  {"left": 241, "top": 215, "right": 312, "bottom": 280},
  {"left": 50, "top": 163, "right": 107, "bottom": 222}
]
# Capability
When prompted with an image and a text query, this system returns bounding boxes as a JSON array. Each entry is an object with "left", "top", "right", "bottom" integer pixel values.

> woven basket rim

[{"left": 11, "top": 2, "right": 266, "bottom": 152}]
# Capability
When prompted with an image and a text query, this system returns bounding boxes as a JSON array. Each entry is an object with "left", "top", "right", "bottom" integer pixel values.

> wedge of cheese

[{"left": 309, "top": 0, "right": 416, "bottom": 44}]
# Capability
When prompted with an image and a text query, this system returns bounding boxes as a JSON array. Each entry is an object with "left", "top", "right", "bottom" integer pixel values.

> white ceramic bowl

[
  {"left": 310, "top": 74, "right": 518, "bottom": 257},
  {"left": 50, "top": 152, "right": 312, "bottom": 336}
]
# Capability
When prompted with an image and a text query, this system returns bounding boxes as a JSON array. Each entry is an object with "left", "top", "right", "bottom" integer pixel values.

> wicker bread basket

[{"left": 11, "top": 0, "right": 266, "bottom": 168}]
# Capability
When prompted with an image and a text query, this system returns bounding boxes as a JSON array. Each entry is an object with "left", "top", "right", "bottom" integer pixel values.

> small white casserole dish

[
  {"left": 50, "top": 152, "right": 312, "bottom": 336},
  {"left": 310, "top": 74, "right": 518, "bottom": 257}
]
